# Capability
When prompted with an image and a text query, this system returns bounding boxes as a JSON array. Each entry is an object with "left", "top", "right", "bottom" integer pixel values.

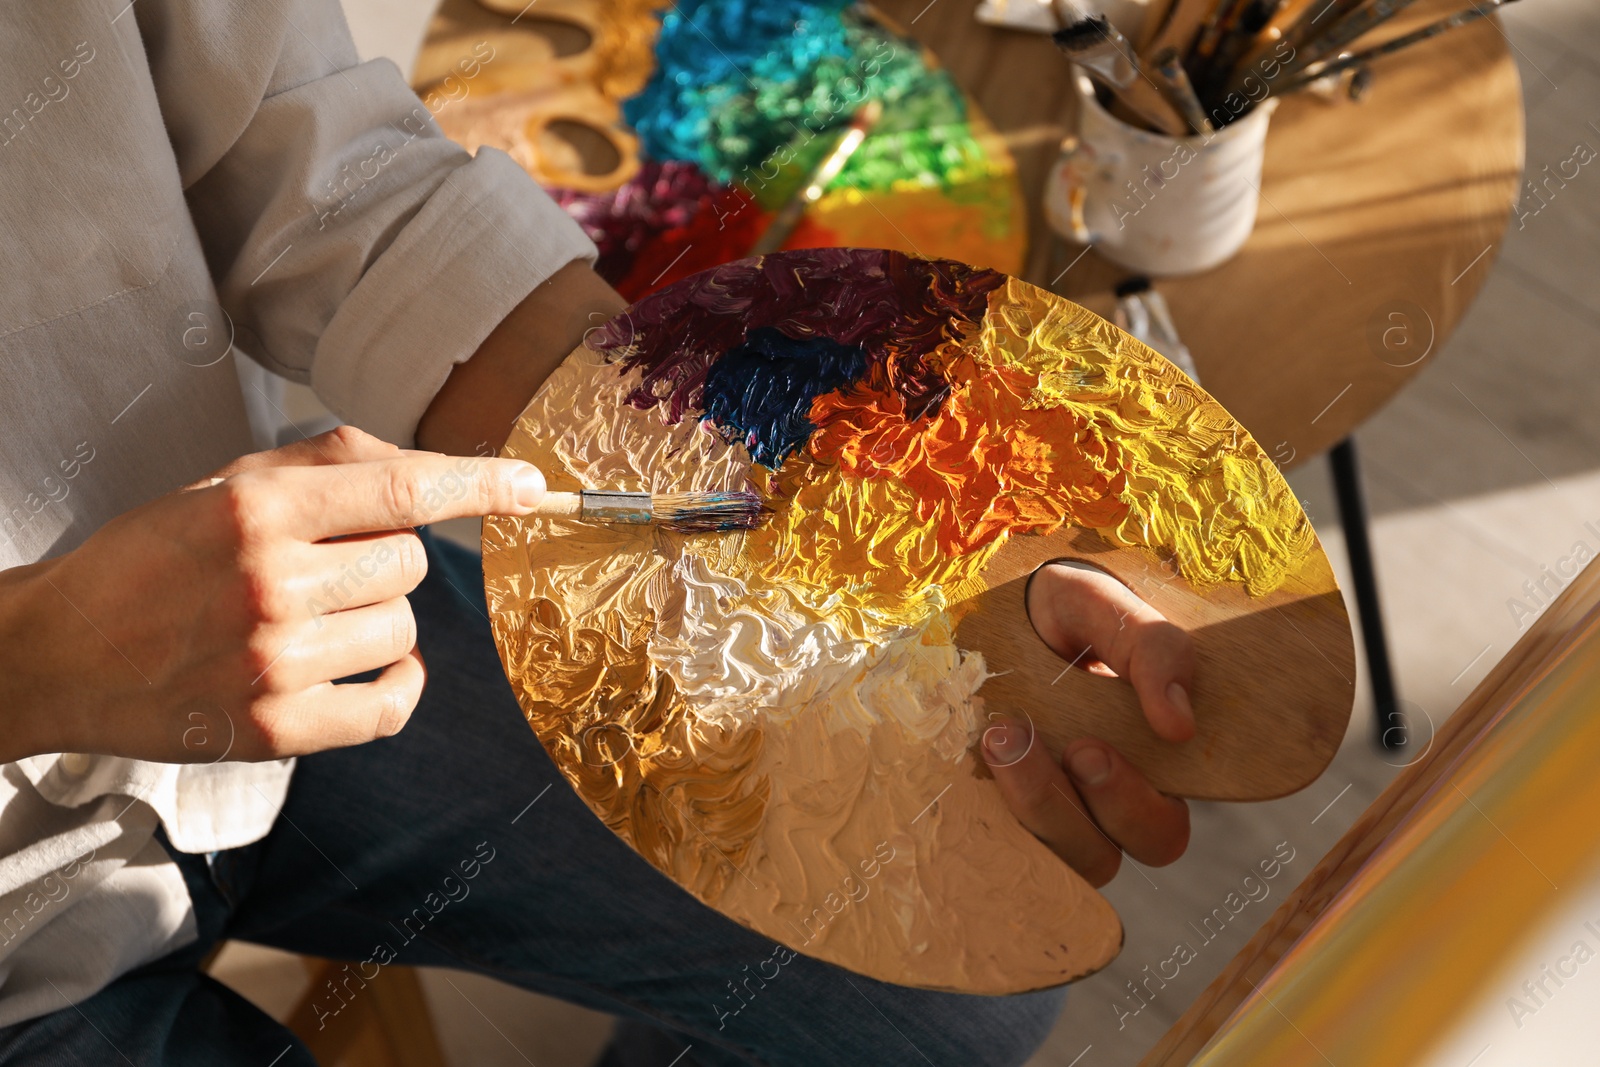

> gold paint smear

[{"left": 484, "top": 349, "right": 769, "bottom": 901}]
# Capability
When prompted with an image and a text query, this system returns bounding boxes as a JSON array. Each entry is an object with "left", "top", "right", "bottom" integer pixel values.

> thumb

[{"left": 1027, "top": 560, "right": 1196, "bottom": 742}]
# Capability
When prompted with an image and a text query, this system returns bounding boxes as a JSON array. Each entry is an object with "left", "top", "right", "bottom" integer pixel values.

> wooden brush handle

[
  {"left": 528, "top": 491, "right": 584, "bottom": 519},
  {"left": 1143, "top": 0, "right": 1221, "bottom": 61},
  {"left": 1135, "top": 0, "right": 1180, "bottom": 50}
]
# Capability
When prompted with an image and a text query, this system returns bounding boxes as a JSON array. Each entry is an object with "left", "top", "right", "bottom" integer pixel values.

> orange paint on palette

[
  {"left": 741, "top": 458, "right": 991, "bottom": 634},
  {"left": 785, "top": 215, "right": 842, "bottom": 249},
  {"left": 807, "top": 350, "right": 1129, "bottom": 556},
  {"left": 729, "top": 335, "right": 1135, "bottom": 638}
]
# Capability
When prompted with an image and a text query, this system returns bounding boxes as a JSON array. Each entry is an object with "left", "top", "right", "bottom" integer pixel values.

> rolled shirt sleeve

[{"left": 139, "top": 0, "right": 596, "bottom": 445}]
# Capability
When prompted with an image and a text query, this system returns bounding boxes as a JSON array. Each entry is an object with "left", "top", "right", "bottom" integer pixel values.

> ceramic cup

[{"left": 1045, "top": 71, "right": 1278, "bottom": 276}]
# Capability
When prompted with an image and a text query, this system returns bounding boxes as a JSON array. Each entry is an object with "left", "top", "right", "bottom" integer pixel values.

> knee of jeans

[{"left": 890, "top": 986, "right": 1069, "bottom": 1067}]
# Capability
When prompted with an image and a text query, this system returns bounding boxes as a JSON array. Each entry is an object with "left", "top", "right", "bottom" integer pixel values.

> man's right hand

[{"left": 0, "top": 427, "right": 547, "bottom": 765}]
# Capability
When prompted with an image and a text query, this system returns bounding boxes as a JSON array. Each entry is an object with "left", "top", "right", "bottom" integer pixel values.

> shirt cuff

[{"left": 310, "top": 148, "right": 597, "bottom": 447}]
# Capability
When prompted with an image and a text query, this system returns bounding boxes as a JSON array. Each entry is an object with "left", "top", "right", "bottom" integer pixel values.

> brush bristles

[
  {"left": 650, "top": 491, "right": 773, "bottom": 533},
  {"left": 1051, "top": 15, "right": 1112, "bottom": 53}
]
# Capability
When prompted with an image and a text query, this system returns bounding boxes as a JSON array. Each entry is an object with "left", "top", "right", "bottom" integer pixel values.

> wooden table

[{"left": 874, "top": 0, "right": 1524, "bottom": 466}]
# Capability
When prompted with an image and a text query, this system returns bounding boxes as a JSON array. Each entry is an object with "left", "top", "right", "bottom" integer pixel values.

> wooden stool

[
  {"left": 285, "top": 958, "right": 449, "bottom": 1067},
  {"left": 205, "top": 947, "right": 449, "bottom": 1067}
]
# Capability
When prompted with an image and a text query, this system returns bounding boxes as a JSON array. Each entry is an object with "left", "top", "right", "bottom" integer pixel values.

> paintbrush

[
  {"left": 1280, "top": 0, "right": 1421, "bottom": 78},
  {"left": 1273, "top": 0, "right": 1368, "bottom": 56},
  {"left": 1188, "top": 0, "right": 1253, "bottom": 73},
  {"left": 1050, "top": 0, "right": 1079, "bottom": 30},
  {"left": 1347, "top": 62, "right": 1375, "bottom": 100},
  {"left": 530, "top": 489, "right": 772, "bottom": 532},
  {"left": 1053, "top": 15, "right": 1190, "bottom": 135},
  {"left": 1198, "top": 0, "right": 1286, "bottom": 103},
  {"left": 747, "top": 100, "right": 883, "bottom": 257},
  {"left": 1276, "top": 0, "right": 1520, "bottom": 93},
  {"left": 1141, "top": 0, "right": 1220, "bottom": 65},
  {"left": 1151, "top": 46, "right": 1216, "bottom": 133},
  {"left": 1136, "top": 0, "right": 1180, "bottom": 52}
]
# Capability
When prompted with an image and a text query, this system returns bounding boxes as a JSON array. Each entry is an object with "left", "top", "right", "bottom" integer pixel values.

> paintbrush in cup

[
  {"left": 1273, "top": 0, "right": 1368, "bottom": 57},
  {"left": 1277, "top": 0, "right": 1421, "bottom": 79},
  {"left": 530, "top": 489, "right": 772, "bottom": 533},
  {"left": 1188, "top": 0, "right": 1252, "bottom": 72},
  {"left": 1277, "top": 0, "right": 1520, "bottom": 94},
  {"left": 1052, "top": 15, "right": 1191, "bottom": 136},
  {"left": 1151, "top": 46, "right": 1216, "bottom": 133},
  {"left": 1199, "top": 0, "right": 1287, "bottom": 103}
]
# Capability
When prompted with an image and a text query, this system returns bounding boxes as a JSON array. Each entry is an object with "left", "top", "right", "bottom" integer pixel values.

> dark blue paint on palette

[{"left": 702, "top": 327, "right": 868, "bottom": 468}]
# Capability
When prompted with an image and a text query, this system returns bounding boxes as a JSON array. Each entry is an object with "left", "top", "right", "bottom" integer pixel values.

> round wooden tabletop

[{"left": 873, "top": 0, "right": 1524, "bottom": 467}]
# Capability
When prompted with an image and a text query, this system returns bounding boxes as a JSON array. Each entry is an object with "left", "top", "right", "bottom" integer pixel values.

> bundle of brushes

[
  {"left": 530, "top": 489, "right": 772, "bottom": 533},
  {"left": 1051, "top": 0, "right": 1520, "bottom": 136}
]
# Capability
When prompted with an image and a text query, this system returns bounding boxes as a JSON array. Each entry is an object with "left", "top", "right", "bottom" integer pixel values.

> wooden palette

[
  {"left": 483, "top": 249, "right": 1354, "bottom": 992},
  {"left": 962, "top": 525, "right": 1353, "bottom": 801}
]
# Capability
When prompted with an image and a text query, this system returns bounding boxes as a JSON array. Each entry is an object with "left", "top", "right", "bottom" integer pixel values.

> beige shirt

[{"left": 0, "top": 0, "right": 594, "bottom": 1025}]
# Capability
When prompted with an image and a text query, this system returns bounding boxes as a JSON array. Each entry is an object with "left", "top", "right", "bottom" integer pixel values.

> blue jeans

[{"left": 0, "top": 530, "right": 1066, "bottom": 1066}]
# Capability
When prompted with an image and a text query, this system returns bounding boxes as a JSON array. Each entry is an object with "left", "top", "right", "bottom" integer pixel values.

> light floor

[{"left": 210, "top": 0, "right": 1600, "bottom": 1063}]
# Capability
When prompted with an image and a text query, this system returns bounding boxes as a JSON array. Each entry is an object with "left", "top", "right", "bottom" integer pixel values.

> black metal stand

[{"left": 1329, "top": 438, "right": 1406, "bottom": 751}]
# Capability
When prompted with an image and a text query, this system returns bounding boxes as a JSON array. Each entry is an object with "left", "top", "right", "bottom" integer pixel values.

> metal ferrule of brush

[{"left": 579, "top": 491, "right": 656, "bottom": 525}]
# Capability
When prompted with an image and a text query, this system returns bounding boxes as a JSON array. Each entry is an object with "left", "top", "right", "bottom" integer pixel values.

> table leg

[{"left": 1329, "top": 438, "right": 1406, "bottom": 751}]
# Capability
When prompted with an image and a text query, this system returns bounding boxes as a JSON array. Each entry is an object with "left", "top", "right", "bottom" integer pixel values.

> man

[{"left": 0, "top": 2, "right": 1195, "bottom": 1063}]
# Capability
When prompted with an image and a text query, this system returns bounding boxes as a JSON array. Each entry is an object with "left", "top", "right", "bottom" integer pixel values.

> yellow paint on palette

[
  {"left": 979, "top": 279, "right": 1315, "bottom": 595},
  {"left": 483, "top": 250, "right": 1342, "bottom": 995}
]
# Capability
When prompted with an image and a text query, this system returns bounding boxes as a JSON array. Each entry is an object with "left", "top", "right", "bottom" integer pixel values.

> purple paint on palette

[
  {"left": 553, "top": 161, "right": 717, "bottom": 284},
  {"left": 586, "top": 249, "right": 1006, "bottom": 430}
]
